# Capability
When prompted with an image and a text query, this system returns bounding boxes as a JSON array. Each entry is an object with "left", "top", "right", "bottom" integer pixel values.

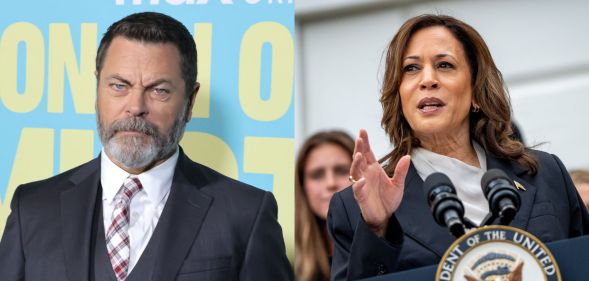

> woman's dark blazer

[{"left": 327, "top": 150, "right": 589, "bottom": 281}]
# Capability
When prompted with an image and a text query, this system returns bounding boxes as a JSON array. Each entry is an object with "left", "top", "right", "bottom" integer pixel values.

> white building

[{"left": 296, "top": 0, "right": 589, "bottom": 170}]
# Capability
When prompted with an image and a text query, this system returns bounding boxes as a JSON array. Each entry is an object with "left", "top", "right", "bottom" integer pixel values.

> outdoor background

[{"left": 295, "top": 0, "right": 589, "bottom": 173}]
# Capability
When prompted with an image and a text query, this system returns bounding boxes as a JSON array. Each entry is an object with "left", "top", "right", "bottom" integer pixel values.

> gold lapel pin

[{"left": 514, "top": 180, "right": 526, "bottom": 191}]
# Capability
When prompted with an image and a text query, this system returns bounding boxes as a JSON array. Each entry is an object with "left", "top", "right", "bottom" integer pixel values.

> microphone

[
  {"left": 481, "top": 169, "right": 521, "bottom": 225},
  {"left": 424, "top": 172, "right": 466, "bottom": 238}
]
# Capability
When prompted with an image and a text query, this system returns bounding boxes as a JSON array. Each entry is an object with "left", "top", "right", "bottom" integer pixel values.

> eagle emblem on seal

[{"left": 464, "top": 252, "right": 524, "bottom": 281}]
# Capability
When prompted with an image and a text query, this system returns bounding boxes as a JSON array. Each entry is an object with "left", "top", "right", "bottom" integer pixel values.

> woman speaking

[{"left": 327, "top": 14, "right": 589, "bottom": 280}]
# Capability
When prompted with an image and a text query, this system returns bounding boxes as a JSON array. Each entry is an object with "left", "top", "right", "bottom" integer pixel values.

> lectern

[{"left": 360, "top": 235, "right": 589, "bottom": 281}]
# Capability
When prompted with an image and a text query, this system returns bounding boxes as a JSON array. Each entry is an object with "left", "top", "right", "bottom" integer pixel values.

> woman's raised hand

[{"left": 349, "top": 129, "right": 411, "bottom": 237}]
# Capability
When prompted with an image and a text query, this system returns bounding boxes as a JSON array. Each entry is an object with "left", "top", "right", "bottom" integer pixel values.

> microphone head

[
  {"left": 423, "top": 172, "right": 465, "bottom": 236},
  {"left": 481, "top": 169, "right": 521, "bottom": 224},
  {"left": 481, "top": 169, "right": 510, "bottom": 196},
  {"left": 424, "top": 172, "right": 455, "bottom": 197}
]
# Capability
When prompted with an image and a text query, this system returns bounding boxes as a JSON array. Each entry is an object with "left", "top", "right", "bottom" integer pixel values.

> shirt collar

[
  {"left": 100, "top": 148, "right": 179, "bottom": 204},
  {"left": 411, "top": 141, "right": 487, "bottom": 179}
]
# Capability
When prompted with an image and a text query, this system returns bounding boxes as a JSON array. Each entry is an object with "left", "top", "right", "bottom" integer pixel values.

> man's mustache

[{"left": 107, "top": 117, "right": 158, "bottom": 139}]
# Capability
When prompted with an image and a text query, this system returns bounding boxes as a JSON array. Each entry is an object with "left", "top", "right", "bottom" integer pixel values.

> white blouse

[{"left": 411, "top": 142, "right": 489, "bottom": 226}]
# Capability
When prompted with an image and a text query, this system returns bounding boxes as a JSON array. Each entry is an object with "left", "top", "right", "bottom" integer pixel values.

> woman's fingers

[
  {"left": 351, "top": 177, "right": 366, "bottom": 195},
  {"left": 390, "top": 155, "right": 411, "bottom": 188},
  {"left": 349, "top": 152, "right": 365, "bottom": 182},
  {"left": 358, "top": 129, "right": 378, "bottom": 164}
]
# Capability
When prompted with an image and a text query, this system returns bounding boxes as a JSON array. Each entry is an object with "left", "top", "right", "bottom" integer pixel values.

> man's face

[{"left": 96, "top": 36, "right": 194, "bottom": 171}]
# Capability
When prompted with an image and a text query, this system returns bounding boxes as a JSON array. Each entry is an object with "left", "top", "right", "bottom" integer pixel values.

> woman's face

[
  {"left": 399, "top": 26, "right": 473, "bottom": 141},
  {"left": 304, "top": 143, "right": 352, "bottom": 220}
]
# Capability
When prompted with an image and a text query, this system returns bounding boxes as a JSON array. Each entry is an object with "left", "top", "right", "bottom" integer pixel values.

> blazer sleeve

[
  {"left": 239, "top": 191, "right": 294, "bottom": 281},
  {"left": 552, "top": 154, "right": 589, "bottom": 236},
  {"left": 327, "top": 190, "right": 404, "bottom": 281},
  {"left": 0, "top": 186, "right": 25, "bottom": 281}
]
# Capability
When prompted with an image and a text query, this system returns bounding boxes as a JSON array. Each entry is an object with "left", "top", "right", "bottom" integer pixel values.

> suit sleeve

[
  {"left": 551, "top": 154, "right": 589, "bottom": 236},
  {"left": 239, "top": 191, "right": 294, "bottom": 281},
  {"left": 328, "top": 190, "right": 404, "bottom": 281},
  {"left": 0, "top": 186, "right": 25, "bottom": 281}
]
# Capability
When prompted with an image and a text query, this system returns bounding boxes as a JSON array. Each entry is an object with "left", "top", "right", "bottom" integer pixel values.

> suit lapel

[
  {"left": 151, "top": 151, "right": 213, "bottom": 281},
  {"left": 395, "top": 164, "right": 456, "bottom": 257},
  {"left": 60, "top": 157, "right": 101, "bottom": 281},
  {"left": 486, "top": 154, "right": 538, "bottom": 231},
  {"left": 395, "top": 154, "right": 538, "bottom": 257}
]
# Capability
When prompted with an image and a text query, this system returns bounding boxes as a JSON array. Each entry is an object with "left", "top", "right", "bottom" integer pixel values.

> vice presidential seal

[{"left": 436, "top": 225, "right": 561, "bottom": 281}]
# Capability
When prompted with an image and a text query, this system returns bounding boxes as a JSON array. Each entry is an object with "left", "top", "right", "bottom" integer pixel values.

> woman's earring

[{"left": 472, "top": 104, "right": 480, "bottom": 113}]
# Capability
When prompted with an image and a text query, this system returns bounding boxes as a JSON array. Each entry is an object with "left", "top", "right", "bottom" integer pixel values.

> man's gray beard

[{"left": 97, "top": 107, "right": 187, "bottom": 170}]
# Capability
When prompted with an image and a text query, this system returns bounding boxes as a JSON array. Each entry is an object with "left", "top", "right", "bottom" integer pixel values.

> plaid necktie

[{"left": 106, "top": 176, "right": 143, "bottom": 281}]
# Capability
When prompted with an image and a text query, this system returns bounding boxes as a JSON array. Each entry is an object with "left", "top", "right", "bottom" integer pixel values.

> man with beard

[{"left": 0, "top": 12, "right": 293, "bottom": 281}]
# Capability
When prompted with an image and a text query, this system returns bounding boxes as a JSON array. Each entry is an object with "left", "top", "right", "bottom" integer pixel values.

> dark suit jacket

[
  {"left": 0, "top": 149, "right": 293, "bottom": 281},
  {"left": 328, "top": 150, "right": 589, "bottom": 281}
]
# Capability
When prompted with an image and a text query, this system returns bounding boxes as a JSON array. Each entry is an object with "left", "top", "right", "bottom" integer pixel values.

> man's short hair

[{"left": 96, "top": 12, "right": 197, "bottom": 97}]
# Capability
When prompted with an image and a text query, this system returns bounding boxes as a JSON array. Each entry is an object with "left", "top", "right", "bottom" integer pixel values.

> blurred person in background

[
  {"left": 570, "top": 170, "right": 589, "bottom": 210},
  {"left": 296, "top": 130, "right": 355, "bottom": 281},
  {"left": 327, "top": 14, "right": 589, "bottom": 280}
]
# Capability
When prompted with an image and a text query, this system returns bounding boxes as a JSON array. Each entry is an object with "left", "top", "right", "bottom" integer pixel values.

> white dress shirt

[
  {"left": 100, "top": 148, "right": 178, "bottom": 273},
  {"left": 411, "top": 142, "right": 489, "bottom": 226}
]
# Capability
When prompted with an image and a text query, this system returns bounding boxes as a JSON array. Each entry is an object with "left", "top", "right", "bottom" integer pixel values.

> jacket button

[{"left": 377, "top": 264, "right": 387, "bottom": 275}]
